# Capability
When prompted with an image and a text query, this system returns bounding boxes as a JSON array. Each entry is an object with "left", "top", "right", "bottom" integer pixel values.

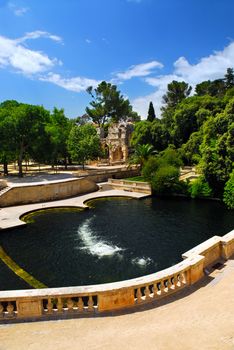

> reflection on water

[{"left": 0, "top": 196, "right": 233, "bottom": 290}]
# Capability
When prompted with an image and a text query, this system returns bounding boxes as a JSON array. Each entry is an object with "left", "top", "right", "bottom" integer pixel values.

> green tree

[
  {"left": 151, "top": 165, "right": 180, "bottom": 195},
  {"left": 18, "top": 105, "right": 49, "bottom": 176},
  {"left": 223, "top": 171, "right": 234, "bottom": 209},
  {"left": 180, "top": 131, "right": 202, "bottom": 165},
  {"left": 130, "top": 144, "right": 155, "bottom": 170},
  {"left": 67, "top": 124, "right": 101, "bottom": 169},
  {"left": 147, "top": 102, "right": 156, "bottom": 122},
  {"left": 189, "top": 176, "right": 213, "bottom": 198},
  {"left": 142, "top": 148, "right": 182, "bottom": 194},
  {"left": 46, "top": 108, "right": 72, "bottom": 168},
  {"left": 224, "top": 68, "right": 234, "bottom": 90},
  {"left": 162, "top": 80, "right": 192, "bottom": 109},
  {"left": 195, "top": 79, "right": 226, "bottom": 97},
  {"left": 131, "top": 121, "right": 153, "bottom": 147},
  {"left": 86, "top": 81, "right": 139, "bottom": 127},
  {"left": 0, "top": 101, "right": 50, "bottom": 176},
  {"left": 195, "top": 80, "right": 212, "bottom": 96},
  {"left": 199, "top": 99, "right": 234, "bottom": 196}
]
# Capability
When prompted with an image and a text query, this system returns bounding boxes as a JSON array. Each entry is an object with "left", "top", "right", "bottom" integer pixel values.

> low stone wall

[
  {"left": 86, "top": 167, "right": 140, "bottom": 183},
  {"left": 108, "top": 179, "right": 152, "bottom": 195},
  {"left": 0, "top": 178, "right": 98, "bottom": 207},
  {"left": 0, "top": 229, "right": 233, "bottom": 322}
]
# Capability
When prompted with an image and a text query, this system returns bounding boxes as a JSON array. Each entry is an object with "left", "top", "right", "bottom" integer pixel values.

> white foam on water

[
  {"left": 76, "top": 217, "right": 123, "bottom": 257},
  {"left": 131, "top": 257, "right": 153, "bottom": 266}
]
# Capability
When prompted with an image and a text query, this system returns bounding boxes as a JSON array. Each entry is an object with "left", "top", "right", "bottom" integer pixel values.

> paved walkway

[
  {"left": 0, "top": 258, "right": 233, "bottom": 350},
  {"left": 0, "top": 185, "right": 147, "bottom": 230}
]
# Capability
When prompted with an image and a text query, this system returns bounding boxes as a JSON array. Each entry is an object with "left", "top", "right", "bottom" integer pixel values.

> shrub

[
  {"left": 223, "top": 171, "right": 234, "bottom": 209},
  {"left": 160, "top": 147, "right": 183, "bottom": 168},
  {"left": 142, "top": 156, "right": 160, "bottom": 181},
  {"left": 151, "top": 165, "right": 180, "bottom": 194},
  {"left": 189, "top": 176, "right": 213, "bottom": 198}
]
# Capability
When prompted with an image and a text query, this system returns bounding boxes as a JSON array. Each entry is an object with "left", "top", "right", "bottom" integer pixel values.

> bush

[
  {"left": 160, "top": 147, "right": 183, "bottom": 168},
  {"left": 151, "top": 165, "right": 180, "bottom": 194},
  {"left": 189, "top": 176, "right": 213, "bottom": 198},
  {"left": 223, "top": 171, "right": 234, "bottom": 209},
  {"left": 142, "top": 156, "right": 160, "bottom": 181}
]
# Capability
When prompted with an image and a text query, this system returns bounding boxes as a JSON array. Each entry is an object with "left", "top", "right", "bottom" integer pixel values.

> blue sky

[{"left": 1, "top": 0, "right": 234, "bottom": 119}]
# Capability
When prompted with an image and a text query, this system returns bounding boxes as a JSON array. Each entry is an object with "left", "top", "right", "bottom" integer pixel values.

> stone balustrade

[
  {"left": 108, "top": 179, "right": 152, "bottom": 194},
  {"left": 0, "top": 229, "right": 233, "bottom": 322}
]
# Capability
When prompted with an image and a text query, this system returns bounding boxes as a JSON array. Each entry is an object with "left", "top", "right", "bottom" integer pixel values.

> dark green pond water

[{"left": 0, "top": 197, "right": 233, "bottom": 291}]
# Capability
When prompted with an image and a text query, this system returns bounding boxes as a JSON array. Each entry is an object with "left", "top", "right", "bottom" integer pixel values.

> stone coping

[
  {"left": 7, "top": 177, "right": 80, "bottom": 188},
  {"left": 0, "top": 257, "right": 193, "bottom": 299},
  {"left": 182, "top": 235, "right": 221, "bottom": 258},
  {"left": 0, "top": 187, "right": 147, "bottom": 230}
]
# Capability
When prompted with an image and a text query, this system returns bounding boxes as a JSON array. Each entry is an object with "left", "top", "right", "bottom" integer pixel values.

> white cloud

[
  {"left": 0, "top": 31, "right": 100, "bottom": 93},
  {"left": 8, "top": 2, "right": 29, "bottom": 16},
  {"left": 132, "top": 42, "right": 234, "bottom": 118},
  {"left": 115, "top": 60, "right": 163, "bottom": 81},
  {"left": 17, "top": 31, "right": 63, "bottom": 44},
  {"left": 40, "top": 73, "right": 100, "bottom": 92},
  {"left": 0, "top": 32, "right": 62, "bottom": 75}
]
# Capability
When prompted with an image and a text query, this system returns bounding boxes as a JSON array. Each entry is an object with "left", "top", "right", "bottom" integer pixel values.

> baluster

[
  {"left": 67, "top": 298, "right": 74, "bottom": 312},
  {"left": 173, "top": 275, "right": 178, "bottom": 289},
  {"left": 46, "top": 298, "right": 53, "bottom": 314},
  {"left": 152, "top": 283, "right": 157, "bottom": 297},
  {"left": 136, "top": 288, "right": 142, "bottom": 303},
  {"left": 167, "top": 277, "right": 172, "bottom": 291},
  {"left": 180, "top": 271, "right": 186, "bottom": 285},
  {"left": 88, "top": 296, "right": 94, "bottom": 312},
  {"left": 177, "top": 274, "right": 182, "bottom": 287},
  {"left": 160, "top": 281, "right": 164, "bottom": 295},
  {"left": 144, "top": 285, "right": 151, "bottom": 300},
  {"left": 0, "top": 302, "right": 4, "bottom": 317},
  {"left": 57, "top": 298, "right": 63, "bottom": 313},
  {"left": 78, "top": 297, "right": 84, "bottom": 312},
  {"left": 6, "top": 302, "right": 14, "bottom": 317}
]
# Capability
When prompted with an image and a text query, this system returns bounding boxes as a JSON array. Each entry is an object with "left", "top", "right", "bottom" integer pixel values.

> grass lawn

[{"left": 125, "top": 176, "right": 146, "bottom": 182}]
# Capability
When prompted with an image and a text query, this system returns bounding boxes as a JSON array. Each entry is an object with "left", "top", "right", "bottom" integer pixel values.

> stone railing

[
  {"left": 0, "top": 229, "right": 233, "bottom": 322},
  {"left": 108, "top": 179, "right": 152, "bottom": 194}
]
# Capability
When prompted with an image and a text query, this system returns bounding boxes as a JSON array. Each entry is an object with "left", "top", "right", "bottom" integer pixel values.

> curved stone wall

[
  {"left": 0, "top": 177, "right": 98, "bottom": 207},
  {"left": 0, "top": 229, "right": 233, "bottom": 322}
]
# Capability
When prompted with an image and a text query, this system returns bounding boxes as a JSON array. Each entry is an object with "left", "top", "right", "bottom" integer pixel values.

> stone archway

[{"left": 112, "top": 146, "right": 123, "bottom": 162}]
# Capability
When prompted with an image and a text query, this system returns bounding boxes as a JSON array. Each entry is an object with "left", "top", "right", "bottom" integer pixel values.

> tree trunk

[
  {"left": 3, "top": 157, "right": 8, "bottom": 176},
  {"left": 64, "top": 157, "right": 68, "bottom": 170},
  {"left": 18, "top": 160, "right": 23, "bottom": 177},
  {"left": 18, "top": 145, "right": 24, "bottom": 177}
]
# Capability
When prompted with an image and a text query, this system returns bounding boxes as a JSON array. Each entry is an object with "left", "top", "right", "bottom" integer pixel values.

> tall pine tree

[
  {"left": 147, "top": 101, "right": 156, "bottom": 122},
  {"left": 224, "top": 68, "right": 234, "bottom": 89}
]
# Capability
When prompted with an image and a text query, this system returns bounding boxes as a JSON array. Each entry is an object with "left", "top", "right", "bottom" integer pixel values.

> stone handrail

[{"left": 0, "top": 230, "right": 233, "bottom": 321}]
